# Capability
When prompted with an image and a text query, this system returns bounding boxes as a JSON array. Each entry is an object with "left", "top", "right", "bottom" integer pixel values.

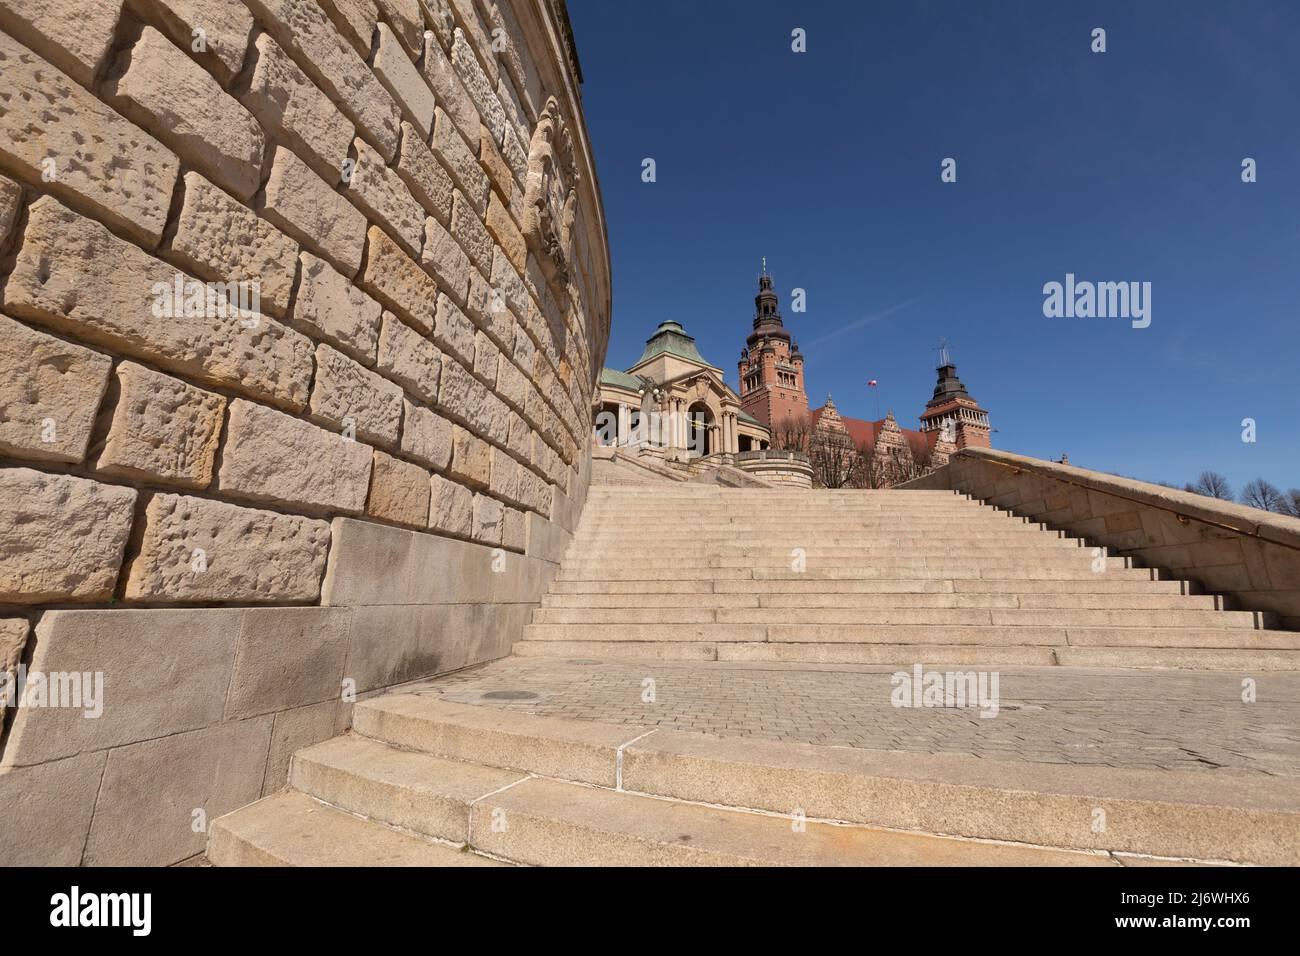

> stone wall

[
  {"left": 734, "top": 450, "right": 813, "bottom": 488},
  {"left": 0, "top": 0, "right": 609, "bottom": 865},
  {"left": 910, "top": 449, "right": 1300, "bottom": 630}
]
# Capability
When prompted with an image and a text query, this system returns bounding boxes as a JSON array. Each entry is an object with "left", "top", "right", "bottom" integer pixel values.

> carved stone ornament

[{"left": 522, "top": 96, "right": 579, "bottom": 295}]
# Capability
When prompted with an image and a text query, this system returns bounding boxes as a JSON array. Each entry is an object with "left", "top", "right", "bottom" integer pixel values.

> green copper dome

[{"left": 637, "top": 320, "right": 707, "bottom": 365}]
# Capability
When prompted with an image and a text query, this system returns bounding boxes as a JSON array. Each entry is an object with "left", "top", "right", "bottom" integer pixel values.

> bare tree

[
  {"left": 1241, "top": 478, "right": 1285, "bottom": 512},
  {"left": 1276, "top": 488, "right": 1300, "bottom": 518},
  {"left": 1186, "top": 471, "right": 1234, "bottom": 501}
]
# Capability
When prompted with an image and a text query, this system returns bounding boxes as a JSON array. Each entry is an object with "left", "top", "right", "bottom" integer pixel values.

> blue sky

[{"left": 567, "top": 0, "right": 1299, "bottom": 493}]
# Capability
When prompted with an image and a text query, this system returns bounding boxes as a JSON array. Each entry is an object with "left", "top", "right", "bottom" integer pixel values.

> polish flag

[{"left": 868, "top": 380, "right": 878, "bottom": 387}]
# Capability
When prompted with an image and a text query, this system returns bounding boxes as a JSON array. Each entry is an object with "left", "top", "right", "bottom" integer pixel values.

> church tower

[
  {"left": 737, "top": 261, "right": 807, "bottom": 434},
  {"left": 918, "top": 343, "right": 991, "bottom": 450}
]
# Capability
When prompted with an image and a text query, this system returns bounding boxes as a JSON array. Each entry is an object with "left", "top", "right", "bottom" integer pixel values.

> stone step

[
  {"left": 206, "top": 791, "right": 504, "bottom": 867},
  {"left": 284, "top": 732, "right": 1113, "bottom": 866},
  {"left": 511, "top": 639, "right": 1300, "bottom": 670},
  {"left": 568, "top": 539, "right": 1090, "bottom": 556},
  {"left": 350, "top": 695, "right": 1300, "bottom": 863},
  {"left": 553, "top": 564, "right": 1154, "bottom": 580},
  {"left": 547, "top": 577, "right": 1198, "bottom": 595},
  {"left": 560, "top": 552, "right": 1121, "bottom": 568},
  {"left": 521, "top": 622, "right": 1298, "bottom": 648},
  {"left": 541, "top": 592, "right": 1227, "bottom": 611},
  {"left": 530, "top": 606, "right": 1271, "bottom": 629}
]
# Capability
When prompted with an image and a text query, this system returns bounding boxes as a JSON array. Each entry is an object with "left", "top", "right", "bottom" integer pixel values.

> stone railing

[
  {"left": 903, "top": 448, "right": 1300, "bottom": 629},
  {"left": 733, "top": 450, "right": 814, "bottom": 488}
]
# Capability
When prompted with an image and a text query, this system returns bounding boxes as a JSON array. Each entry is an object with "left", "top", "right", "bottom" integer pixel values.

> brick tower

[
  {"left": 737, "top": 262, "right": 807, "bottom": 434},
  {"left": 918, "top": 343, "right": 991, "bottom": 449}
]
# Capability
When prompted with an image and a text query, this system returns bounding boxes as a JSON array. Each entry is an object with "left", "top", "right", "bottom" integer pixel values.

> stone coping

[
  {"left": 735, "top": 449, "right": 811, "bottom": 464},
  {"left": 957, "top": 447, "right": 1300, "bottom": 551}
]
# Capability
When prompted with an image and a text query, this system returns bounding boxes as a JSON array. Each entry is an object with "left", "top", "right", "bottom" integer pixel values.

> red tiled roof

[{"left": 808, "top": 407, "right": 929, "bottom": 457}]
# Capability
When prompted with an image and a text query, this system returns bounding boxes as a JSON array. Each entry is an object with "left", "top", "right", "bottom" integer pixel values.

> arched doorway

[
  {"left": 595, "top": 402, "right": 622, "bottom": 446},
  {"left": 687, "top": 402, "right": 713, "bottom": 457}
]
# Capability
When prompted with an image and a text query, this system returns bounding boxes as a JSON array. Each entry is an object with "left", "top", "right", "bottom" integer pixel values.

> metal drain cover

[{"left": 481, "top": 690, "right": 540, "bottom": 701}]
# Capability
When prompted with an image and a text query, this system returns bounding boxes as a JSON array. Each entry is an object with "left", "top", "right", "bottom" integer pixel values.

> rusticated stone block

[
  {"left": 246, "top": 0, "right": 401, "bottom": 160},
  {"left": 140, "top": 0, "right": 255, "bottom": 83},
  {"left": 310, "top": 343, "right": 403, "bottom": 446},
  {"left": 0, "top": 0, "right": 121, "bottom": 86},
  {"left": 502, "top": 505, "right": 526, "bottom": 552},
  {"left": 490, "top": 245, "right": 529, "bottom": 328},
  {"left": 401, "top": 400, "right": 453, "bottom": 470},
  {"left": 362, "top": 227, "right": 440, "bottom": 334},
  {"left": 486, "top": 191, "right": 526, "bottom": 273},
  {"left": 449, "top": 424, "right": 490, "bottom": 489},
  {"left": 422, "top": 214, "right": 472, "bottom": 305},
  {"left": 432, "top": 108, "right": 489, "bottom": 215},
  {"left": 0, "top": 608, "right": 243, "bottom": 769},
  {"left": 0, "top": 174, "right": 21, "bottom": 239},
  {"left": 489, "top": 446, "right": 521, "bottom": 504},
  {"left": 479, "top": 124, "right": 514, "bottom": 204},
  {"left": 473, "top": 329, "right": 501, "bottom": 387},
  {"left": 471, "top": 492, "right": 503, "bottom": 546},
  {"left": 506, "top": 412, "right": 534, "bottom": 460},
  {"left": 241, "top": 31, "right": 353, "bottom": 180},
  {"left": 0, "top": 34, "right": 178, "bottom": 246},
  {"left": 0, "top": 314, "right": 111, "bottom": 464},
  {"left": 396, "top": 122, "right": 454, "bottom": 225},
  {"left": 225, "top": 607, "right": 352, "bottom": 719},
  {"left": 346, "top": 138, "right": 424, "bottom": 257},
  {"left": 0, "top": 468, "right": 136, "bottom": 603},
  {"left": 439, "top": 357, "right": 509, "bottom": 443},
  {"left": 451, "top": 189, "right": 494, "bottom": 275},
  {"left": 377, "top": 312, "right": 442, "bottom": 403},
  {"left": 104, "top": 27, "right": 264, "bottom": 201},
  {"left": 292, "top": 251, "right": 383, "bottom": 364},
  {"left": 124, "top": 492, "right": 332, "bottom": 602},
  {"left": 84, "top": 717, "right": 273, "bottom": 866},
  {"left": 169, "top": 172, "right": 299, "bottom": 318},
  {"left": 264, "top": 146, "right": 367, "bottom": 278},
  {"left": 372, "top": 22, "right": 435, "bottom": 137},
  {"left": 6, "top": 197, "right": 312, "bottom": 411},
  {"left": 428, "top": 472, "right": 473, "bottom": 537},
  {"left": 316, "top": 0, "right": 378, "bottom": 57},
  {"left": 434, "top": 292, "right": 477, "bottom": 367},
  {"left": 496, "top": 353, "right": 529, "bottom": 411},
  {"left": 218, "top": 399, "right": 372, "bottom": 514},
  {"left": 96, "top": 361, "right": 225, "bottom": 488},
  {"left": 450, "top": 25, "right": 504, "bottom": 131},
  {"left": 422, "top": 30, "right": 479, "bottom": 145},
  {"left": 368, "top": 450, "right": 431, "bottom": 528},
  {"left": 0, "top": 618, "right": 26, "bottom": 677},
  {"left": 377, "top": 0, "right": 423, "bottom": 56}
]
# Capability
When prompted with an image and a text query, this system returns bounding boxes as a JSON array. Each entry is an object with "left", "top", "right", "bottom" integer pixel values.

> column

[{"left": 617, "top": 403, "right": 631, "bottom": 447}]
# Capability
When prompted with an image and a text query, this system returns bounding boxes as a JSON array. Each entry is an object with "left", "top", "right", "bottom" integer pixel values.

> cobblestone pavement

[{"left": 405, "top": 657, "right": 1300, "bottom": 776}]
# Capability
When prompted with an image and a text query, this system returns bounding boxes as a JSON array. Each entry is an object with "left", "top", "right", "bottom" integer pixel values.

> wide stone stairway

[{"left": 207, "top": 484, "right": 1300, "bottom": 866}]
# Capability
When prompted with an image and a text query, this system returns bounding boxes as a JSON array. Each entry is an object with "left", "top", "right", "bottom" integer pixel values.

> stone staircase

[
  {"left": 208, "top": 695, "right": 1300, "bottom": 866},
  {"left": 205, "top": 482, "right": 1300, "bottom": 866},
  {"left": 514, "top": 484, "right": 1300, "bottom": 671}
]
